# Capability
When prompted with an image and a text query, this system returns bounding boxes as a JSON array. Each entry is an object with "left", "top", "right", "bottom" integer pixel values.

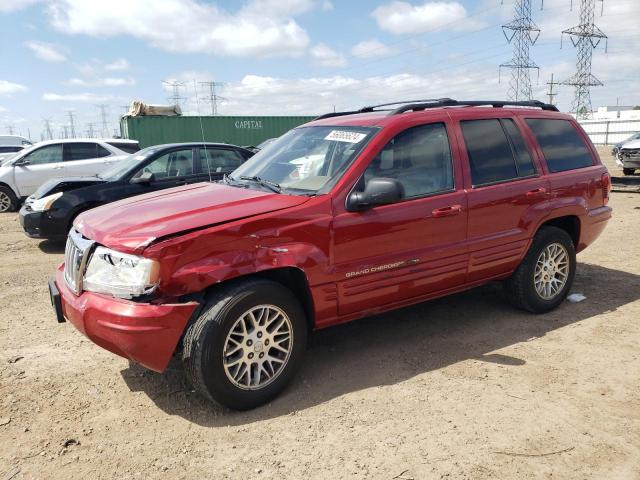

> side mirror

[
  {"left": 131, "top": 171, "right": 154, "bottom": 184},
  {"left": 14, "top": 159, "right": 30, "bottom": 167},
  {"left": 347, "top": 177, "right": 404, "bottom": 211}
]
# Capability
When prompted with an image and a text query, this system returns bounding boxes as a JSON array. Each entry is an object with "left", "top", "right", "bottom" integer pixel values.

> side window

[
  {"left": 525, "top": 118, "right": 593, "bottom": 172},
  {"left": 65, "top": 143, "right": 100, "bottom": 161},
  {"left": 461, "top": 118, "right": 535, "bottom": 186},
  {"left": 199, "top": 148, "right": 245, "bottom": 174},
  {"left": 132, "top": 149, "right": 194, "bottom": 180},
  {"left": 502, "top": 119, "right": 536, "bottom": 177},
  {"left": 362, "top": 123, "right": 454, "bottom": 198},
  {"left": 96, "top": 145, "right": 112, "bottom": 158},
  {"left": 23, "top": 144, "right": 63, "bottom": 165},
  {"left": 107, "top": 142, "right": 140, "bottom": 154}
]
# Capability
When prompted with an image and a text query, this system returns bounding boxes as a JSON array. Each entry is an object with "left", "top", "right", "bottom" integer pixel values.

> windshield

[
  {"left": 98, "top": 146, "right": 162, "bottom": 180},
  {"left": 230, "top": 126, "right": 377, "bottom": 194}
]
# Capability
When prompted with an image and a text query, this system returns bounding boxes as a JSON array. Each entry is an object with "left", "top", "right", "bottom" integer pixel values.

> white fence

[{"left": 578, "top": 119, "right": 640, "bottom": 145}]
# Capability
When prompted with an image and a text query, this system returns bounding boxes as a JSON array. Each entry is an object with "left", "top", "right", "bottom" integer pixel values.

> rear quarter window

[
  {"left": 525, "top": 118, "right": 593, "bottom": 172},
  {"left": 108, "top": 142, "right": 141, "bottom": 154}
]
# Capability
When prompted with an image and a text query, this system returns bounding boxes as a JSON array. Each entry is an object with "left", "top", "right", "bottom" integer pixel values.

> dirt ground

[{"left": 1, "top": 147, "right": 638, "bottom": 480}]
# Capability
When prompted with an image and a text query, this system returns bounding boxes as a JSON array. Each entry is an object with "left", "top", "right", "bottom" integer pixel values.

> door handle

[
  {"left": 432, "top": 204, "right": 462, "bottom": 218},
  {"left": 526, "top": 187, "right": 547, "bottom": 198},
  {"left": 52, "top": 165, "right": 64, "bottom": 170}
]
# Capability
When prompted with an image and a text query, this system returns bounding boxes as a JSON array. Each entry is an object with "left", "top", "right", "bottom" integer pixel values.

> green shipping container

[{"left": 120, "top": 115, "right": 316, "bottom": 148}]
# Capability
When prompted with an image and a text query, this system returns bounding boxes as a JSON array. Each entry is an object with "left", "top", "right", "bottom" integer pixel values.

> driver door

[
  {"left": 13, "top": 144, "right": 65, "bottom": 196},
  {"left": 332, "top": 122, "right": 468, "bottom": 315},
  {"left": 120, "top": 147, "right": 200, "bottom": 198}
]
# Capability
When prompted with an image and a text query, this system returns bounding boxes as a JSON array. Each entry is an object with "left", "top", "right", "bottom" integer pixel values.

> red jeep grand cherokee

[{"left": 50, "top": 99, "right": 612, "bottom": 409}]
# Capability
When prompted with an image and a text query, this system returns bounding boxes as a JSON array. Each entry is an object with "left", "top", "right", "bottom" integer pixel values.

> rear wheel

[
  {"left": 182, "top": 279, "right": 307, "bottom": 410},
  {"left": 0, "top": 186, "right": 18, "bottom": 213},
  {"left": 623, "top": 168, "right": 635, "bottom": 176},
  {"left": 505, "top": 226, "right": 576, "bottom": 313}
]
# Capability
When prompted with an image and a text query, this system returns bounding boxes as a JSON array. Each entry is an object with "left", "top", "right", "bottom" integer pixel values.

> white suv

[{"left": 0, "top": 139, "right": 139, "bottom": 212}]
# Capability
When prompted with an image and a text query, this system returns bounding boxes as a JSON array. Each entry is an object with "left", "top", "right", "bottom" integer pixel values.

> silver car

[{"left": 616, "top": 138, "right": 640, "bottom": 175}]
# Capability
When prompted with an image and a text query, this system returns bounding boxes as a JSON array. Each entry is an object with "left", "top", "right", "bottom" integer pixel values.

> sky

[{"left": 0, "top": 0, "right": 639, "bottom": 141}]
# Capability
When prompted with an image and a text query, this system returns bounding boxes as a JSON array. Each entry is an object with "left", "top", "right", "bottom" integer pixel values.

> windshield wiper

[{"left": 238, "top": 175, "right": 282, "bottom": 193}]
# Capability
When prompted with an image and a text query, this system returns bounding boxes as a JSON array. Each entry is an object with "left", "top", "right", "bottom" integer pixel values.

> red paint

[
  {"left": 56, "top": 106, "right": 612, "bottom": 372},
  {"left": 56, "top": 267, "right": 197, "bottom": 372}
]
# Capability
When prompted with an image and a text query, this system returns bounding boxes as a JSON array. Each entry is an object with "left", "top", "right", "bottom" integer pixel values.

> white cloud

[
  {"left": 25, "top": 41, "right": 67, "bottom": 62},
  {"left": 0, "top": 106, "right": 7, "bottom": 113},
  {"left": 0, "top": 0, "right": 41, "bottom": 12},
  {"left": 47, "top": 0, "right": 312, "bottom": 57},
  {"left": 351, "top": 39, "right": 394, "bottom": 58},
  {"left": 104, "top": 58, "right": 130, "bottom": 71},
  {"left": 42, "top": 92, "right": 115, "bottom": 102},
  {"left": 188, "top": 67, "right": 501, "bottom": 116},
  {"left": 372, "top": 1, "right": 484, "bottom": 34},
  {"left": 0, "top": 80, "right": 28, "bottom": 95},
  {"left": 311, "top": 43, "right": 347, "bottom": 67},
  {"left": 64, "top": 77, "right": 136, "bottom": 87}
]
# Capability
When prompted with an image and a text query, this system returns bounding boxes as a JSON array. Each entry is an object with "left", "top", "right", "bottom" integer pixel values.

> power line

[
  {"left": 162, "top": 80, "right": 186, "bottom": 108},
  {"left": 561, "top": 0, "right": 608, "bottom": 119},
  {"left": 546, "top": 73, "right": 561, "bottom": 105},
  {"left": 42, "top": 118, "right": 53, "bottom": 140},
  {"left": 66, "top": 110, "right": 76, "bottom": 138},
  {"left": 500, "top": 0, "right": 541, "bottom": 101},
  {"left": 200, "top": 81, "right": 227, "bottom": 116},
  {"left": 96, "top": 104, "right": 110, "bottom": 138}
]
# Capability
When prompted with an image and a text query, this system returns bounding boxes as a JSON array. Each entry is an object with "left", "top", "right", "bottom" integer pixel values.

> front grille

[
  {"left": 63, "top": 230, "right": 95, "bottom": 295},
  {"left": 622, "top": 149, "right": 640, "bottom": 160}
]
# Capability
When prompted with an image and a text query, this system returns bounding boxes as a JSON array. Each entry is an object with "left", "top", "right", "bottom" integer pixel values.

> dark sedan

[{"left": 19, "top": 142, "right": 253, "bottom": 240}]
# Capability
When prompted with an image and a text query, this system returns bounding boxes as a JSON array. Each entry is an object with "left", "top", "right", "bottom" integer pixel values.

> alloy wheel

[
  {"left": 222, "top": 305, "right": 293, "bottom": 390},
  {"left": 534, "top": 242, "right": 570, "bottom": 300},
  {"left": 0, "top": 192, "right": 11, "bottom": 212}
]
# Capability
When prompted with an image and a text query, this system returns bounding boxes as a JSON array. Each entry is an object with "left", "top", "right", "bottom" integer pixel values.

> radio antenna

[{"left": 193, "top": 79, "right": 212, "bottom": 183}]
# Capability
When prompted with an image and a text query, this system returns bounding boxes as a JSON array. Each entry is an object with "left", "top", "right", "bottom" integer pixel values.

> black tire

[
  {"left": 623, "top": 168, "right": 635, "bottom": 176},
  {"left": 504, "top": 226, "right": 576, "bottom": 313},
  {"left": 182, "top": 279, "right": 307, "bottom": 410},
  {"left": 0, "top": 185, "right": 18, "bottom": 213}
]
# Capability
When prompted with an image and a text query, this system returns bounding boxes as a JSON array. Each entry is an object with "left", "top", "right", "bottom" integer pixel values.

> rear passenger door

[
  {"left": 64, "top": 142, "right": 112, "bottom": 177},
  {"left": 197, "top": 147, "right": 247, "bottom": 180},
  {"left": 333, "top": 121, "right": 468, "bottom": 315},
  {"left": 458, "top": 117, "right": 549, "bottom": 282}
]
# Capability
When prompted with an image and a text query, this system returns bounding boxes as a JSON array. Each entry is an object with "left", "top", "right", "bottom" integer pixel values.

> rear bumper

[
  {"left": 54, "top": 266, "right": 198, "bottom": 372},
  {"left": 578, "top": 205, "right": 612, "bottom": 252}
]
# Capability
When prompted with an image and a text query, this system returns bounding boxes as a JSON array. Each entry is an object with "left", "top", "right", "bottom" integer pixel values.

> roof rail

[
  {"left": 313, "top": 98, "right": 558, "bottom": 121},
  {"left": 389, "top": 99, "right": 558, "bottom": 114},
  {"left": 358, "top": 98, "right": 455, "bottom": 113},
  {"left": 313, "top": 98, "right": 456, "bottom": 120}
]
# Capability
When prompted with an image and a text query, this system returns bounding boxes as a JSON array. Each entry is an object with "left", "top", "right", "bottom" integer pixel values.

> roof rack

[
  {"left": 313, "top": 98, "right": 558, "bottom": 120},
  {"left": 389, "top": 99, "right": 558, "bottom": 114}
]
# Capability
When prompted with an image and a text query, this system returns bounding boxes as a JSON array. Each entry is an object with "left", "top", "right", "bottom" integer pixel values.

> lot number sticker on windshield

[{"left": 325, "top": 130, "right": 367, "bottom": 143}]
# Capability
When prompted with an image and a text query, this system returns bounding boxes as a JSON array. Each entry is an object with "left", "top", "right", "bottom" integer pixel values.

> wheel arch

[
  {"left": 537, "top": 215, "right": 581, "bottom": 248},
  {"left": 197, "top": 267, "right": 316, "bottom": 332}
]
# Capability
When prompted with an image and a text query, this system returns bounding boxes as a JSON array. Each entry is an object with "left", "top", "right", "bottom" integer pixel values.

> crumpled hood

[
  {"left": 75, "top": 182, "right": 310, "bottom": 253},
  {"left": 31, "top": 176, "right": 106, "bottom": 200},
  {"left": 620, "top": 139, "right": 640, "bottom": 150}
]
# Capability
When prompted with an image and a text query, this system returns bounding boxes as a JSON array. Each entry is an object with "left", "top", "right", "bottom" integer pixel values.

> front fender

[{"left": 162, "top": 241, "right": 329, "bottom": 296}]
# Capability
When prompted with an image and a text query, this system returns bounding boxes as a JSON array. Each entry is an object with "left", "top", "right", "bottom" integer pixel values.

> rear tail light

[{"left": 601, "top": 172, "right": 611, "bottom": 205}]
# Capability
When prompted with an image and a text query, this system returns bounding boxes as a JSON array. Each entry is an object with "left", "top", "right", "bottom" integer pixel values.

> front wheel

[
  {"left": 505, "top": 226, "right": 576, "bottom": 313},
  {"left": 0, "top": 186, "right": 18, "bottom": 212},
  {"left": 182, "top": 279, "right": 307, "bottom": 410}
]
